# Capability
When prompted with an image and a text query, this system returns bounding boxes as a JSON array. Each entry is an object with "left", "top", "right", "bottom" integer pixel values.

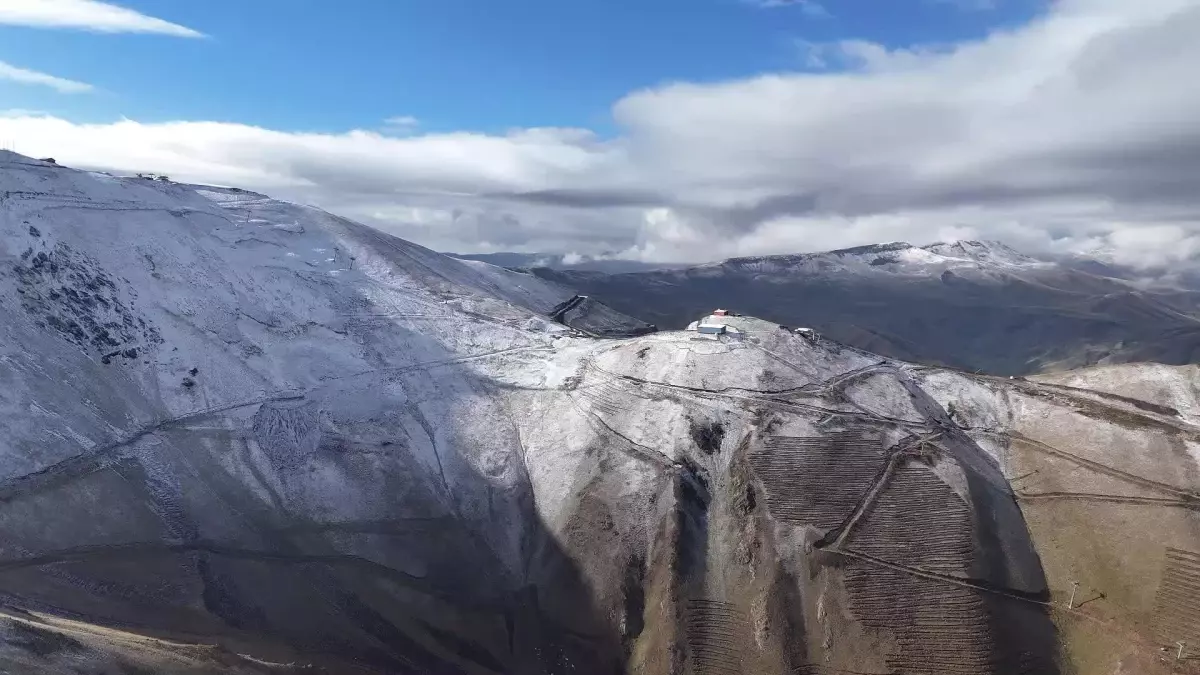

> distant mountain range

[{"left": 525, "top": 240, "right": 1200, "bottom": 375}]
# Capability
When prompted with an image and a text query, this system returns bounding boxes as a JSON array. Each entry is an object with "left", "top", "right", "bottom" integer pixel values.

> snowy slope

[
  {"left": 455, "top": 258, "right": 656, "bottom": 336},
  {"left": 0, "top": 152, "right": 1196, "bottom": 675},
  {"left": 1034, "top": 362, "right": 1200, "bottom": 426},
  {"left": 0, "top": 152, "right": 647, "bottom": 673}
]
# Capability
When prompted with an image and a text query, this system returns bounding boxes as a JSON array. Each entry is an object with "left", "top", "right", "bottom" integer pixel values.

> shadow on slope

[
  {"left": 0, "top": 184, "right": 622, "bottom": 674},
  {"left": 0, "top": 309, "right": 618, "bottom": 675}
]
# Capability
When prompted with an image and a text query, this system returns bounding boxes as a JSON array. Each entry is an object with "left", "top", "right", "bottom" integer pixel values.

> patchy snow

[
  {"left": 843, "top": 372, "right": 924, "bottom": 423},
  {"left": 1035, "top": 363, "right": 1200, "bottom": 423},
  {"left": 896, "top": 246, "right": 946, "bottom": 266},
  {"left": 1032, "top": 362, "right": 1200, "bottom": 467}
]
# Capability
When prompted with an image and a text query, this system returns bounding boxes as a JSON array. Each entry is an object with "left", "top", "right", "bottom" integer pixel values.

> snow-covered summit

[
  {"left": 921, "top": 239, "right": 1038, "bottom": 266},
  {"left": 697, "top": 239, "right": 1046, "bottom": 278}
]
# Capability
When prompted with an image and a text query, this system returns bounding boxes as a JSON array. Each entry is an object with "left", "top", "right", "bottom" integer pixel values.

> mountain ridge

[{"left": 711, "top": 238, "right": 1042, "bottom": 271}]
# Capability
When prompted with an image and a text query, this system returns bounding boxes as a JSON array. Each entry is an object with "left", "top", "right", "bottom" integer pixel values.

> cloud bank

[
  {"left": 1, "top": 0, "right": 1198, "bottom": 265},
  {"left": 0, "top": 0, "right": 202, "bottom": 36}
]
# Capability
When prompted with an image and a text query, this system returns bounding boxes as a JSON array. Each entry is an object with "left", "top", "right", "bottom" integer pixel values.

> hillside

[
  {"left": 0, "top": 153, "right": 1197, "bottom": 674},
  {"left": 919, "top": 364, "right": 1200, "bottom": 674},
  {"left": 530, "top": 241, "right": 1200, "bottom": 375}
]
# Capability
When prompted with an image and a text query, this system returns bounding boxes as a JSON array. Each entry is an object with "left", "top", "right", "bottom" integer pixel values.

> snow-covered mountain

[
  {"left": 532, "top": 241, "right": 1200, "bottom": 375},
  {"left": 0, "top": 152, "right": 1196, "bottom": 675},
  {"left": 707, "top": 239, "right": 1045, "bottom": 278}
]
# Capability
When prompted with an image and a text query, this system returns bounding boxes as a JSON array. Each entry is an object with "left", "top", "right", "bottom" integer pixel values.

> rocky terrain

[
  {"left": 0, "top": 152, "right": 1197, "bottom": 674},
  {"left": 529, "top": 241, "right": 1200, "bottom": 375}
]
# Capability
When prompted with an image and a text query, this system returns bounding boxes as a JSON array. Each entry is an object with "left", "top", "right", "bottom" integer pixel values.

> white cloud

[
  {"left": 0, "top": 108, "right": 48, "bottom": 117},
  {"left": 928, "top": 0, "right": 998, "bottom": 11},
  {"left": 794, "top": 40, "right": 830, "bottom": 69},
  {"left": 0, "top": 60, "right": 91, "bottom": 92},
  {"left": 0, "top": 0, "right": 1199, "bottom": 264},
  {"left": 749, "top": 0, "right": 829, "bottom": 16},
  {"left": 382, "top": 116, "right": 420, "bottom": 135},
  {"left": 0, "top": 0, "right": 202, "bottom": 37},
  {"left": 1075, "top": 225, "right": 1200, "bottom": 269}
]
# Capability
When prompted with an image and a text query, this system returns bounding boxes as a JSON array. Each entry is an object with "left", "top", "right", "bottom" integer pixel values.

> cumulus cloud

[
  {"left": 1, "top": 0, "right": 1199, "bottom": 265},
  {"left": 0, "top": 61, "right": 91, "bottom": 92},
  {"left": 0, "top": 0, "right": 202, "bottom": 37}
]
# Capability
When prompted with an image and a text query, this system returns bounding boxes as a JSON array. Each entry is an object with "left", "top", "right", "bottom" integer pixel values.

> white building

[{"left": 687, "top": 312, "right": 742, "bottom": 339}]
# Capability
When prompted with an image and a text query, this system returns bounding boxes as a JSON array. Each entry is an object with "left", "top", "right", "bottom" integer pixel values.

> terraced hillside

[{"left": 918, "top": 363, "right": 1200, "bottom": 675}]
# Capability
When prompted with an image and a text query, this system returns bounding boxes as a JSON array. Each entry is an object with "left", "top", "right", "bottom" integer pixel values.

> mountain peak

[
  {"left": 920, "top": 240, "right": 1037, "bottom": 266},
  {"left": 827, "top": 241, "right": 914, "bottom": 256}
]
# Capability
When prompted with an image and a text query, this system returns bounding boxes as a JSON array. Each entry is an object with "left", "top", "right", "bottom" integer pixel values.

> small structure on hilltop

[
  {"left": 686, "top": 311, "right": 743, "bottom": 340},
  {"left": 794, "top": 327, "right": 819, "bottom": 344},
  {"left": 39, "top": 158, "right": 56, "bottom": 165},
  {"left": 712, "top": 308, "right": 729, "bottom": 317}
]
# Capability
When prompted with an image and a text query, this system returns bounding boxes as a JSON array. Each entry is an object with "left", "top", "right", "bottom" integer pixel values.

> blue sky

[
  {"left": 1, "top": 0, "right": 1042, "bottom": 135},
  {"left": 0, "top": 0, "right": 1197, "bottom": 266}
]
